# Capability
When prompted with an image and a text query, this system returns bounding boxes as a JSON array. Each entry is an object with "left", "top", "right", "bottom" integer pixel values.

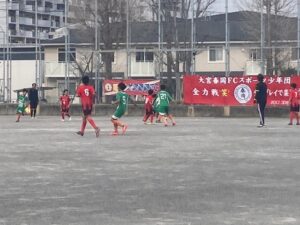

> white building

[{"left": 0, "top": 0, "right": 65, "bottom": 44}]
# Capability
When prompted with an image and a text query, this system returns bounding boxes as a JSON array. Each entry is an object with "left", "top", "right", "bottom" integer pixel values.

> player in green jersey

[
  {"left": 111, "top": 82, "right": 129, "bottom": 135},
  {"left": 156, "top": 84, "right": 176, "bottom": 126},
  {"left": 16, "top": 89, "right": 28, "bottom": 122}
]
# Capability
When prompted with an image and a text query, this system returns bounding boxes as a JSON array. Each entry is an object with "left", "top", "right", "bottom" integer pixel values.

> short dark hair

[
  {"left": 63, "top": 89, "right": 68, "bottom": 94},
  {"left": 160, "top": 84, "right": 166, "bottom": 90},
  {"left": 291, "top": 83, "right": 297, "bottom": 89},
  {"left": 82, "top": 75, "right": 89, "bottom": 85},
  {"left": 148, "top": 89, "right": 154, "bottom": 95},
  {"left": 257, "top": 74, "right": 264, "bottom": 82},
  {"left": 118, "top": 82, "right": 127, "bottom": 91},
  {"left": 22, "top": 88, "right": 27, "bottom": 93}
]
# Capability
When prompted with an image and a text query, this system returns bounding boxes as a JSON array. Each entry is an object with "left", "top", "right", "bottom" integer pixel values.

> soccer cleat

[
  {"left": 122, "top": 125, "right": 128, "bottom": 135},
  {"left": 288, "top": 123, "right": 293, "bottom": 125},
  {"left": 69, "top": 117, "right": 72, "bottom": 121},
  {"left": 257, "top": 124, "right": 264, "bottom": 128},
  {"left": 76, "top": 131, "right": 84, "bottom": 136},
  {"left": 172, "top": 122, "right": 176, "bottom": 126},
  {"left": 15, "top": 120, "right": 19, "bottom": 123},
  {"left": 111, "top": 131, "right": 119, "bottom": 136},
  {"left": 61, "top": 119, "right": 65, "bottom": 122},
  {"left": 95, "top": 127, "right": 100, "bottom": 138},
  {"left": 297, "top": 123, "right": 300, "bottom": 125},
  {"left": 164, "top": 123, "right": 168, "bottom": 127}
]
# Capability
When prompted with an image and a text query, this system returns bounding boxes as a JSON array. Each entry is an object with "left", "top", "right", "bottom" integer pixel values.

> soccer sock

[
  {"left": 33, "top": 109, "right": 36, "bottom": 117},
  {"left": 143, "top": 114, "right": 147, "bottom": 122},
  {"left": 16, "top": 114, "right": 21, "bottom": 121},
  {"left": 164, "top": 116, "right": 168, "bottom": 125},
  {"left": 87, "top": 116, "right": 97, "bottom": 129},
  {"left": 30, "top": 109, "right": 33, "bottom": 117},
  {"left": 61, "top": 112, "right": 65, "bottom": 120},
  {"left": 296, "top": 113, "right": 300, "bottom": 123},
  {"left": 150, "top": 114, "right": 154, "bottom": 123},
  {"left": 111, "top": 120, "right": 118, "bottom": 131},
  {"left": 290, "top": 112, "right": 294, "bottom": 123},
  {"left": 144, "top": 114, "right": 150, "bottom": 122},
  {"left": 81, "top": 118, "right": 87, "bottom": 133},
  {"left": 168, "top": 115, "right": 175, "bottom": 123}
]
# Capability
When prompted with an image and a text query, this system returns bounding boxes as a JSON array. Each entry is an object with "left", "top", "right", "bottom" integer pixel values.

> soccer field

[{"left": 0, "top": 116, "right": 299, "bottom": 225}]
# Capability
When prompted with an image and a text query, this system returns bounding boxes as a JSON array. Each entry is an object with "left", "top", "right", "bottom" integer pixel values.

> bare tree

[
  {"left": 237, "top": 0, "right": 296, "bottom": 75},
  {"left": 148, "top": 0, "right": 216, "bottom": 93},
  {"left": 70, "top": 0, "right": 144, "bottom": 79}
]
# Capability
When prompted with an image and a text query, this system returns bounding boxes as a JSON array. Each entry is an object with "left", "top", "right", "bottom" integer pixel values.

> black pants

[{"left": 257, "top": 101, "right": 266, "bottom": 125}]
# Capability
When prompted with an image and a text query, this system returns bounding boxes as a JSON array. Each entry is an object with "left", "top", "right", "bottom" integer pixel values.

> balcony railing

[
  {"left": 19, "top": 17, "right": 33, "bottom": 25},
  {"left": 45, "top": 62, "right": 79, "bottom": 78},
  {"left": 8, "top": 2, "right": 19, "bottom": 10},
  {"left": 38, "top": 20, "right": 51, "bottom": 27}
]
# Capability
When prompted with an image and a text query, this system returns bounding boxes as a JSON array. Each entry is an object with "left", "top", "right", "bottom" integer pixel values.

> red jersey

[
  {"left": 144, "top": 95, "right": 153, "bottom": 111},
  {"left": 60, "top": 95, "right": 71, "bottom": 108},
  {"left": 289, "top": 89, "right": 299, "bottom": 106},
  {"left": 76, "top": 84, "right": 95, "bottom": 108}
]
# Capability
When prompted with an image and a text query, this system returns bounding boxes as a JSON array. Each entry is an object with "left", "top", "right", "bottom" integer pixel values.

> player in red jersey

[
  {"left": 143, "top": 89, "right": 154, "bottom": 124},
  {"left": 288, "top": 83, "right": 300, "bottom": 125},
  {"left": 59, "top": 89, "right": 71, "bottom": 121},
  {"left": 76, "top": 75, "right": 100, "bottom": 137}
]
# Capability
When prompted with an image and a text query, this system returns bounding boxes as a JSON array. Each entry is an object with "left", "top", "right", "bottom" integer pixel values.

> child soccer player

[
  {"left": 76, "top": 75, "right": 100, "bottom": 137},
  {"left": 288, "top": 83, "right": 300, "bottom": 125},
  {"left": 143, "top": 89, "right": 154, "bottom": 124},
  {"left": 111, "top": 82, "right": 129, "bottom": 136},
  {"left": 152, "top": 94, "right": 160, "bottom": 123},
  {"left": 156, "top": 84, "right": 176, "bottom": 126},
  {"left": 254, "top": 73, "right": 267, "bottom": 127},
  {"left": 16, "top": 89, "right": 28, "bottom": 122},
  {"left": 59, "top": 89, "right": 71, "bottom": 121}
]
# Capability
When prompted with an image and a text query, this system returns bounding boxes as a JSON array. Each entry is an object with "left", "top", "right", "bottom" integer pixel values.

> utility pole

[
  {"left": 35, "top": 0, "right": 39, "bottom": 87},
  {"left": 6, "top": 0, "right": 10, "bottom": 102},
  {"left": 64, "top": 0, "right": 69, "bottom": 90},
  {"left": 158, "top": 0, "right": 161, "bottom": 80},
  {"left": 126, "top": 0, "right": 130, "bottom": 79},
  {"left": 260, "top": 0, "right": 265, "bottom": 75},
  {"left": 95, "top": 0, "right": 100, "bottom": 102},
  {"left": 225, "top": 0, "right": 230, "bottom": 77},
  {"left": 191, "top": 0, "right": 195, "bottom": 75},
  {"left": 297, "top": 0, "right": 300, "bottom": 75}
]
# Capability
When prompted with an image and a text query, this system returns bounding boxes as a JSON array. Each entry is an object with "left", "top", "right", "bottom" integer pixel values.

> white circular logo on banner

[
  {"left": 104, "top": 83, "right": 113, "bottom": 92},
  {"left": 234, "top": 84, "right": 252, "bottom": 104}
]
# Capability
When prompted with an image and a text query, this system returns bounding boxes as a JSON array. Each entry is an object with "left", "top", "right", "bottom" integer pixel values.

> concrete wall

[{"left": 0, "top": 103, "right": 290, "bottom": 118}]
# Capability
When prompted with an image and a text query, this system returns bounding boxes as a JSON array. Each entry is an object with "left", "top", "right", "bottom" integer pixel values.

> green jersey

[
  {"left": 156, "top": 90, "right": 173, "bottom": 107},
  {"left": 116, "top": 91, "right": 128, "bottom": 110},
  {"left": 112, "top": 91, "right": 129, "bottom": 119},
  {"left": 16, "top": 95, "right": 28, "bottom": 113}
]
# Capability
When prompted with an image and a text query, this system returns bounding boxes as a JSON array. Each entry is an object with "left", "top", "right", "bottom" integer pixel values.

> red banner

[
  {"left": 103, "top": 80, "right": 160, "bottom": 96},
  {"left": 183, "top": 75, "right": 300, "bottom": 106}
]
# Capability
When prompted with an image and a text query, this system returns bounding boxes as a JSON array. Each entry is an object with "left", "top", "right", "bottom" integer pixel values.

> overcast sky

[{"left": 210, "top": 0, "right": 239, "bottom": 14}]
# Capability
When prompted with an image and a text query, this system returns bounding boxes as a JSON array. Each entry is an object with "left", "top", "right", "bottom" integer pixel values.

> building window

[
  {"left": 136, "top": 51, "right": 154, "bottom": 62},
  {"left": 209, "top": 46, "right": 223, "bottom": 62},
  {"left": 249, "top": 49, "right": 261, "bottom": 61},
  {"left": 58, "top": 48, "right": 76, "bottom": 62},
  {"left": 57, "top": 81, "right": 76, "bottom": 97}
]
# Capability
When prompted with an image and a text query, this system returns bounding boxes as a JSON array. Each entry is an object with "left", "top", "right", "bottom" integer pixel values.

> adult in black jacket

[
  {"left": 254, "top": 74, "right": 267, "bottom": 127},
  {"left": 28, "top": 83, "right": 39, "bottom": 118}
]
